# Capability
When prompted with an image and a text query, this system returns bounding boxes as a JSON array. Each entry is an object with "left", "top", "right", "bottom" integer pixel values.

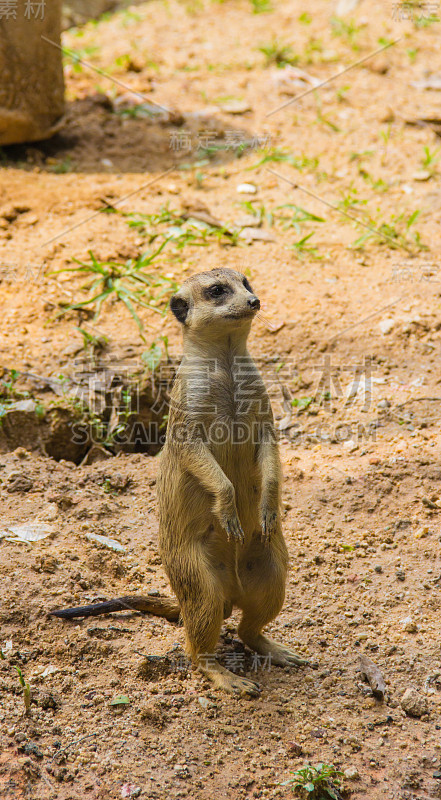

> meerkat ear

[{"left": 170, "top": 293, "right": 189, "bottom": 324}]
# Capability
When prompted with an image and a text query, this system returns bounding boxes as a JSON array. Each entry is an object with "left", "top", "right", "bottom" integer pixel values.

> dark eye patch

[
  {"left": 243, "top": 277, "right": 253, "bottom": 293},
  {"left": 203, "top": 283, "right": 231, "bottom": 301}
]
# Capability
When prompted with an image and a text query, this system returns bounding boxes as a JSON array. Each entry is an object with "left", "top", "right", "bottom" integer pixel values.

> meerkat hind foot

[
  {"left": 200, "top": 662, "right": 261, "bottom": 697},
  {"left": 240, "top": 632, "right": 308, "bottom": 668}
]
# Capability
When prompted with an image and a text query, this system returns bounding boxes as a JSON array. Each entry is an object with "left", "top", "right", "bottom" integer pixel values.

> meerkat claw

[
  {"left": 226, "top": 518, "right": 245, "bottom": 544},
  {"left": 261, "top": 509, "right": 277, "bottom": 543}
]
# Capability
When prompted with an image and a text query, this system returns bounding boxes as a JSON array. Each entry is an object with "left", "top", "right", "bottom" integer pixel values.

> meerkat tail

[{"left": 48, "top": 594, "right": 180, "bottom": 622}]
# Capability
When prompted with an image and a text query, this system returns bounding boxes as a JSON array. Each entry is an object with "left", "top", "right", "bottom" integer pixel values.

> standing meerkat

[{"left": 50, "top": 268, "right": 307, "bottom": 696}]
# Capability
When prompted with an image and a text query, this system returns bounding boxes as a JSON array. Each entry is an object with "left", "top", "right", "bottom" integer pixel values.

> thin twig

[
  {"left": 41, "top": 36, "right": 170, "bottom": 113},
  {"left": 266, "top": 38, "right": 401, "bottom": 118},
  {"left": 51, "top": 728, "right": 112, "bottom": 762},
  {"left": 40, "top": 168, "right": 174, "bottom": 247},
  {"left": 327, "top": 298, "right": 402, "bottom": 343},
  {"left": 395, "top": 397, "right": 441, "bottom": 409},
  {"left": 267, "top": 168, "right": 415, "bottom": 254}
]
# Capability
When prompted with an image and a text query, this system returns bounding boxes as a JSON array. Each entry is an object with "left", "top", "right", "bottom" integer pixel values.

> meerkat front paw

[
  {"left": 260, "top": 506, "right": 278, "bottom": 543},
  {"left": 223, "top": 513, "right": 245, "bottom": 545},
  {"left": 214, "top": 486, "right": 244, "bottom": 543}
]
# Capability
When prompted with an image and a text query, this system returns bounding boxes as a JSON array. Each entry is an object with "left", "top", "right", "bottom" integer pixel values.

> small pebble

[
  {"left": 344, "top": 766, "right": 360, "bottom": 780},
  {"left": 38, "top": 503, "right": 58, "bottom": 521},
  {"left": 402, "top": 616, "right": 417, "bottom": 633},
  {"left": 236, "top": 183, "right": 257, "bottom": 194},
  {"left": 286, "top": 741, "right": 303, "bottom": 756},
  {"left": 401, "top": 687, "right": 429, "bottom": 718},
  {"left": 379, "top": 319, "right": 395, "bottom": 335}
]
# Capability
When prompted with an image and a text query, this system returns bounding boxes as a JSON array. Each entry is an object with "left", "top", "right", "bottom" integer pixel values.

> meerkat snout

[{"left": 247, "top": 295, "right": 260, "bottom": 310}]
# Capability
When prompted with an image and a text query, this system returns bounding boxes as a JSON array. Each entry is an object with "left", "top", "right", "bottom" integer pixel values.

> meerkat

[{"left": 50, "top": 268, "right": 307, "bottom": 696}]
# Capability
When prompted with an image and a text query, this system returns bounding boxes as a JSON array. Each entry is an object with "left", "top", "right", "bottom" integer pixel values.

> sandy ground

[{"left": 1, "top": 0, "right": 441, "bottom": 798}]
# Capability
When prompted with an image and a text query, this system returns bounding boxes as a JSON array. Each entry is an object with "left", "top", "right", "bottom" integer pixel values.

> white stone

[
  {"left": 236, "top": 183, "right": 257, "bottom": 194},
  {"left": 379, "top": 319, "right": 395, "bottom": 335}
]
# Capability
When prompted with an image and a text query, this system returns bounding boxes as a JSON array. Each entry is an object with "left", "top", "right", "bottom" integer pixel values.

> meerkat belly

[{"left": 210, "top": 437, "right": 261, "bottom": 531}]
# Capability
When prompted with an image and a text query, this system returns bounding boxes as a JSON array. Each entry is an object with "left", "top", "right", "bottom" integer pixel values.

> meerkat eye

[
  {"left": 243, "top": 277, "right": 253, "bottom": 292},
  {"left": 209, "top": 284, "right": 225, "bottom": 298}
]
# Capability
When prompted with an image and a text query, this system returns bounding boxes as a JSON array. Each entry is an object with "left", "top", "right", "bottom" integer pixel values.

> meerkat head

[{"left": 169, "top": 268, "right": 260, "bottom": 335}]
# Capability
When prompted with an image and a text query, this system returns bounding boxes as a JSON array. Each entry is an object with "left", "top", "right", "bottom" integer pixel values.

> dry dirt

[{"left": 1, "top": 1, "right": 441, "bottom": 798}]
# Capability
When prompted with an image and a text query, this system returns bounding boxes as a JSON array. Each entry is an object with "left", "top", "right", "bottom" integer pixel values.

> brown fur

[{"left": 50, "top": 268, "right": 307, "bottom": 696}]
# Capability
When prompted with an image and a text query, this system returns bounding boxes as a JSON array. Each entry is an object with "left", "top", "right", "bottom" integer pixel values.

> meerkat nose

[{"left": 248, "top": 296, "right": 260, "bottom": 310}]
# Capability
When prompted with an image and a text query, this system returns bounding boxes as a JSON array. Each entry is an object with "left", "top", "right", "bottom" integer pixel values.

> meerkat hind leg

[
  {"left": 238, "top": 606, "right": 309, "bottom": 667},
  {"left": 238, "top": 549, "right": 309, "bottom": 668},
  {"left": 178, "top": 568, "right": 260, "bottom": 697}
]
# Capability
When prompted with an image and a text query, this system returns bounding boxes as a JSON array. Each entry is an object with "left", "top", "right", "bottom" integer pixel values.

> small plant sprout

[
  {"left": 336, "top": 84, "right": 350, "bottom": 103},
  {"left": 0, "top": 368, "right": 34, "bottom": 423},
  {"left": 250, "top": 0, "right": 273, "bottom": 13},
  {"left": 127, "top": 203, "right": 177, "bottom": 231},
  {"left": 379, "top": 123, "right": 393, "bottom": 165},
  {"left": 337, "top": 186, "right": 367, "bottom": 212},
  {"left": 414, "top": 9, "right": 440, "bottom": 27},
  {"left": 349, "top": 150, "right": 374, "bottom": 163},
  {"left": 258, "top": 39, "right": 298, "bottom": 67},
  {"left": 358, "top": 169, "right": 388, "bottom": 193},
  {"left": 77, "top": 327, "right": 108, "bottom": 353},
  {"left": 378, "top": 36, "right": 394, "bottom": 48},
  {"left": 1, "top": 368, "right": 19, "bottom": 396},
  {"left": 313, "top": 92, "right": 340, "bottom": 133},
  {"left": 195, "top": 169, "right": 206, "bottom": 189},
  {"left": 239, "top": 200, "right": 274, "bottom": 226},
  {"left": 291, "top": 396, "right": 314, "bottom": 412},
  {"left": 127, "top": 205, "right": 240, "bottom": 249},
  {"left": 275, "top": 204, "right": 325, "bottom": 233},
  {"left": 142, "top": 335, "right": 169, "bottom": 374},
  {"left": 14, "top": 666, "right": 31, "bottom": 715},
  {"left": 281, "top": 762, "right": 344, "bottom": 799},
  {"left": 52, "top": 243, "right": 178, "bottom": 340},
  {"left": 421, "top": 145, "right": 440, "bottom": 175},
  {"left": 290, "top": 232, "right": 320, "bottom": 259},
  {"left": 251, "top": 148, "right": 320, "bottom": 172},
  {"left": 351, "top": 209, "right": 426, "bottom": 253},
  {"left": 62, "top": 43, "right": 100, "bottom": 74},
  {"left": 115, "top": 103, "right": 162, "bottom": 120},
  {"left": 48, "top": 156, "right": 74, "bottom": 174},
  {"left": 330, "top": 16, "right": 363, "bottom": 49}
]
